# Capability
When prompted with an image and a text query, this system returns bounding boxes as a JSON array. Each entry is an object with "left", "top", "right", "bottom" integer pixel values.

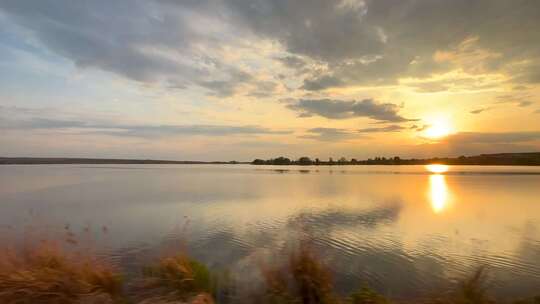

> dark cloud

[
  {"left": 229, "top": 0, "right": 540, "bottom": 89},
  {"left": 197, "top": 68, "right": 254, "bottom": 97},
  {"left": 299, "top": 128, "right": 359, "bottom": 142},
  {"left": 0, "top": 0, "right": 254, "bottom": 97},
  {"left": 276, "top": 55, "right": 307, "bottom": 69},
  {"left": 302, "top": 75, "right": 344, "bottom": 91},
  {"left": 358, "top": 125, "right": 406, "bottom": 133},
  {"left": 287, "top": 98, "right": 416, "bottom": 122},
  {"left": 3, "top": 0, "right": 540, "bottom": 95},
  {"left": 224, "top": 0, "right": 379, "bottom": 62}
]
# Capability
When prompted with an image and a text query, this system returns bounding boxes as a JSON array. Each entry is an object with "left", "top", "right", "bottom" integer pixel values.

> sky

[{"left": 1, "top": 0, "right": 540, "bottom": 161}]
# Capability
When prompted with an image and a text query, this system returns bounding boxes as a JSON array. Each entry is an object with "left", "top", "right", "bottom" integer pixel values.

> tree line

[{"left": 252, "top": 152, "right": 540, "bottom": 166}]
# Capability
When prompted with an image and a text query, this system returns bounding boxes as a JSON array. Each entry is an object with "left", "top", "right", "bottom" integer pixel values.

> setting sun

[{"left": 423, "top": 117, "right": 454, "bottom": 139}]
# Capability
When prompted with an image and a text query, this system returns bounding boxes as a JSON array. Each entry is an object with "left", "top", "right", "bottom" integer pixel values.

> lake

[{"left": 1, "top": 164, "right": 539, "bottom": 300}]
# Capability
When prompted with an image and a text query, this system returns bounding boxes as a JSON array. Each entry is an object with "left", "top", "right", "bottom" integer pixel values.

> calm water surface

[{"left": 1, "top": 164, "right": 539, "bottom": 299}]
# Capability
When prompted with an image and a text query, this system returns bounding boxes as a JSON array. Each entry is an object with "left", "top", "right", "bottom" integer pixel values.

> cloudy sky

[{"left": 1, "top": 0, "right": 539, "bottom": 161}]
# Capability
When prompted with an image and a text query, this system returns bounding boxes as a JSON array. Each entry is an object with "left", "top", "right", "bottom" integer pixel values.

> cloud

[
  {"left": 299, "top": 128, "right": 360, "bottom": 142},
  {"left": 358, "top": 125, "right": 406, "bottom": 133},
  {"left": 518, "top": 101, "right": 534, "bottom": 107},
  {"left": 512, "top": 65, "right": 540, "bottom": 84},
  {"left": 246, "top": 80, "right": 279, "bottom": 98},
  {"left": 0, "top": 116, "right": 290, "bottom": 138},
  {"left": 443, "top": 131, "right": 540, "bottom": 145},
  {"left": 3, "top": 0, "right": 540, "bottom": 96},
  {"left": 287, "top": 99, "right": 416, "bottom": 122},
  {"left": 197, "top": 68, "right": 254, "bottom": 97},
  {"left": 470, "top": 107, "right": 492, "bottom": 114},
  {"left": 276, "top": 55, "right": 307, "bottom": 69},
  {"left": 228, "top": 0, "right": 540, "bottom": 90},
  {"left": 302, "top": 75, "right": 344, "bottom": 91},
  {"left": 0, "top": 0, "right": 256, "bottom": 97},
  {"left": 494, "top": 94, "right": 535, "bottom": 107},
  {"left": 414, "top": 131, "right": 540, "bottom": 156},
  {"left": 410, "top": 124, "right": 430, "bottom": 132}
]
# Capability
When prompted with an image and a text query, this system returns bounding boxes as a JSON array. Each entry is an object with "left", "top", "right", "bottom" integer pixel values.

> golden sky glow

[{"left": 0, "top": 1, "right": 539, "bottom": 160}]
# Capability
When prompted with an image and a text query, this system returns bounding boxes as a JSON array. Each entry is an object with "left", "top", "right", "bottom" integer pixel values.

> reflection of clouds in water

[
  {"left": 162, "top": 205, "right": 540, "bottom": 299},
  {"left": 287, "top": 203, "right": 402, "bottom": 230},
  {"left": 169, "top": 203, "right": 454, "bottom": 297}
]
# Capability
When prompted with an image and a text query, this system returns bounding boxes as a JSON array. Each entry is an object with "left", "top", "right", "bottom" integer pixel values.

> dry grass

[
  {"left": 0, "top": 241, "right": 123, "bottom": 304},
  {"left": 259, "top": 242, "right": 338, "bottom": 304},
  {"left": 130, "top": 253, "right": 215, "bottom": 304},
  {"left": 0, "top": 230, "right": 537, "bottom": 304}
]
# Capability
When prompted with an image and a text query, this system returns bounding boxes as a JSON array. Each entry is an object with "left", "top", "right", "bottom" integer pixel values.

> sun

[{"left": 423, "top": 117, "right": 454, "bottom": 139}]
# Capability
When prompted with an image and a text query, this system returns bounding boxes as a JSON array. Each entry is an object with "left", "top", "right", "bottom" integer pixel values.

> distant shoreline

[
  {"left": 0, "top": 157, "right": 247, "bottom": 165},
  {"left": 2, "top": 152, "right": 540, "bottom": 166}
]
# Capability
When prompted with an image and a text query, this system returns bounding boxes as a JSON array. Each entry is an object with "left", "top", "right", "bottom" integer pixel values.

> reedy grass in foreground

[
  {"left": 0, "top": 241, "right": 123, "bottom": 304},
  {"left": 130, "top": 253, "right": 215, "bottom": 303},
  {"left": 0, "top": 237, "right": 538, "bottom": 304}
]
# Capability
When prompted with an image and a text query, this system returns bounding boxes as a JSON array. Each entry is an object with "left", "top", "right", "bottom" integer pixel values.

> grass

[
  {"left": 258, "top": 242, "right": 338, "bottom": 304},
  {"left": 130, "top": 253, "right": 215, "bottom": 303},
  {"left": 0, "top": 240, "right": 124, "bottom": 304},
  {"left": 0, "top": 236, "right": 538, "bottom": 304}
]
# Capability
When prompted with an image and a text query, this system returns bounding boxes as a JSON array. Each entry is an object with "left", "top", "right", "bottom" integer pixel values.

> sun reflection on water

[
  {"left": 426, "top": 164, "right": 450, "bottom": 213},
  {"left": 426, "top": 164, "right": 449, "bottom": 174},
  {"left": 429, "top": 175, "right": 448, "bottom": 213}
]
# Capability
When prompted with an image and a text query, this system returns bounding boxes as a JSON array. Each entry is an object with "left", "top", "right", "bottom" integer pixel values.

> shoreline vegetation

[
  {"left": 1, "top": 152, "right": 540, "bottom": 166},
  {"left": 251, "top": 153, "right": 540, "bottom": 166},
  {"left": 0, "top": 237, "right": 539, "bottom": 304}
]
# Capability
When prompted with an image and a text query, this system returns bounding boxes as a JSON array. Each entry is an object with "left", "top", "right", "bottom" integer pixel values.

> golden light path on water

[{"left": 426, "top": 165, "right": 450, "bottom": 213}]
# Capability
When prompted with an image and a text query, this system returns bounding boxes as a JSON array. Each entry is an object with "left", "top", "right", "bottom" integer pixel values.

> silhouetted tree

[
  {"left": 273, "top": 157, "right": 292, "bottom": 165},
  {"left": 297, "top": 157, "right": 313, "bottom": 166}
]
